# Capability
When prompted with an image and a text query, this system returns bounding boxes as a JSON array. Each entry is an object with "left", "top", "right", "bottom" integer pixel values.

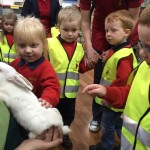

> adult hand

[
  {"left": 15, "top": 138, "right": 62, "bottom": 150},
  {"left": 101, "top": 50, "right": 109, "bottom": 63},
  {"left": 16, "top": 126, "right": 63, "bottom": 150},
  {"left": 85, "top": 46, "right": 100, "bottom": 67}
]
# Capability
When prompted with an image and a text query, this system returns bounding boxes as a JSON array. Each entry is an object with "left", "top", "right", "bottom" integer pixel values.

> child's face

[
  {"left": 138, "top": 24, "right": 150, "bottom": 65},
  {"left": 3, "top": 18, "right": 15, "bottom": 33},
  {"left": 105, "top": 20, "right": 130, "bottom": 46},
  {"left": 16, "top": 38, "right": 43, "bottom": 63},
  {"left": 59, "top": 20, "right": 80, "bottom": 43}
]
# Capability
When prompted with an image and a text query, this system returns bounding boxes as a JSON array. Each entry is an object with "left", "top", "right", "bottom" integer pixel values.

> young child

[
  {"left": 86, "top": 10, "right": 138, "bottom": 150},
  {"left": 0, "top": 11, "right": 18, "bottom": 63},
  {"left": 47, "top": 6, "right": 98, "bottom": 149},
  {"left": 10, "top": 16, "right": 60, "bottom": 108},
  {"left": 83, "top": 5, "right": 150, "bottom": 150}
]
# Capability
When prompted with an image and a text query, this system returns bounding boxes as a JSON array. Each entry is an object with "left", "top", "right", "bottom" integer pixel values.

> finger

[
  {"left": 44, "top": 102, "right": 52, "bottom": 108},
  {"left": 58, "top": 126, "right": 63, "bottom": 139},
  {"left": 51, "top": 126, "right": 60, "bottom": 140},
  {"left": 39, "top": 139, "right": 63, "bottom": 150},
  {"left": 45, "top": 126, "right": 55, "bottom": 141},
  {"left": 82, "top": 84, "right": 100, "bottom": 93}
]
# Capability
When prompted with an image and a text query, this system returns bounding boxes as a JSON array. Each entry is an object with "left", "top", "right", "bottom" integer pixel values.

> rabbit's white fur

[{"left": 0, "top": 62, "right": 70, "bottom": 138}]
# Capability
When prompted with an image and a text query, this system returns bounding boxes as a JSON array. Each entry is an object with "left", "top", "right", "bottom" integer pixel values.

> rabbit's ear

[{"left": 13, "top": 73, "right": 33, "bottom": 90}]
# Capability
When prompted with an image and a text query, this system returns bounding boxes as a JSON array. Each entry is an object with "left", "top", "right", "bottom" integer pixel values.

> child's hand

[
  {"left": 82, "top": 84, "right": 107, "bottom": 98},
  {"left": 101, "top": 50, "right": 109, "bottom": 63},
  {"left": 38, "top": 98, "right": 52, "bottom": 108}
]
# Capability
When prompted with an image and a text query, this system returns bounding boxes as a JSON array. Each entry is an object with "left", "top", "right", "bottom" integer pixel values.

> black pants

[{"left": 56, "top": 98, "right": 76, "bottom": 126}]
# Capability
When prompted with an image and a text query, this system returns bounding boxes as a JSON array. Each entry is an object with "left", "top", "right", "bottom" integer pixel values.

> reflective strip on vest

[
  {"left": 121, "top": 134, "right": 133, "bottom": 150},
  {"left": 57, "top": 72, "right": 79, "bottom": 95},
  {"left": 57, "top": 72, "right": 79, "bottom": 80},
  {"left": 123, "top": 115, "right": 150, "bottom": 148},
  {"left": 4, "top": 53, "right": 18, "bottom": 59},
  {"left": 100, "top": 77, "right": 111, "bottom": 86}
]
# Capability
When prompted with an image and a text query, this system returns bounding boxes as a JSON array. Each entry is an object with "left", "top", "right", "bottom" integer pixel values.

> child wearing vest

[
  {"left": 83, "top": 5, "right": 150, "bottom": 150},
  {"left": 47, "top": 6, "right": 98, "bottom": 149},
  {"left": 84, "top": 10, "right": 138, "bottom": 150},
  {"left": 10, "top": 16, "right": 60, "bottom": 109},
  {"left": 0, "top": 11, "right": 19, "bottom": 63}
]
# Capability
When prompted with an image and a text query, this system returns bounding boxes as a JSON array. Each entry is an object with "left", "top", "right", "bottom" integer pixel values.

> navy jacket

[{"left": 21, "top": 0, "right": 60, "bottom": 27}]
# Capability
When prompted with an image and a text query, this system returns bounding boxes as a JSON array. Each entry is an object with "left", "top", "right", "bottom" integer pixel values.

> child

[
  {"left": 10, "top": 16, "right": 60, "bottom": 108},
  {"left": 86, "top": 10, "right": 138, "bottom": 150},
  {"left": 47, "top": 6, "right": 98, "bottom": 149},
  {"left": 83, "top": 5, "right": 150, "bottom": 150},
  {"left": 0, "top": 11, "right": 18, "bottom": 63}
]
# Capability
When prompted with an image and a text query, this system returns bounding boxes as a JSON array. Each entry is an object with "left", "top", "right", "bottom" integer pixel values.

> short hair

[
  {"left": 57, "top": 6, "right": 81, "bottom": 27},
  {"left": 139, "top": 4, "right": 150, "bottom": 27},
  {"left": 14, "top": 16, "right": 49, "bottom": 59},
  {"left": 105, "top": 10, "right": 134, "bottom": 31}
]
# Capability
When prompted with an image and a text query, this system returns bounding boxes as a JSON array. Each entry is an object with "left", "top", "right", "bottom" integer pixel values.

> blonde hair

[
  {"left": 57, "top": 6, "right": 81, "bottom": 28},
  {"left": 0, "top": 11, "right": 17, "bottom": 43},
  {"left": 105, "top": 10, "right": 134, "bottom": 32},
  {"left": 139, "top": 4, "right": 150, "bottom": 27},
  {"left": 14, "top": 16, "right": 49, "bottom": 59}
]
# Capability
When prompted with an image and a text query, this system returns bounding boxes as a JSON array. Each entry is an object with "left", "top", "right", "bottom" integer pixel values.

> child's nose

[
  {"left": 68, "top": 31, "right": 73, "bottom": 35},
  {"left": 25, "top": 46, "right": 32, "bottom": 53}
]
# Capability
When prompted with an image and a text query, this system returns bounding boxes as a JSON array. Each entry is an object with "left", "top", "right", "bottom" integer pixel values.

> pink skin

[
  {"left": 138, "top": 25, "right": 150, "bottom": 65},
  {"left": 3, "top": 18, "right": 15, "bottom": 33},
  {"left": 59, "top": 20, "right": 80, "bottom": 43},
  {"left": 105, "top": 20, "right": 130, "bottom": 46}
]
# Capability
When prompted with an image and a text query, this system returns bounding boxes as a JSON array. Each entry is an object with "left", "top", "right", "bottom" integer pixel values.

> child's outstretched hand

[
  {"left": 38, "top": 98, "right": 52, "bottom": 108},
  {"left": 82, "top": 84, "right": 107, "bottom": 98}
]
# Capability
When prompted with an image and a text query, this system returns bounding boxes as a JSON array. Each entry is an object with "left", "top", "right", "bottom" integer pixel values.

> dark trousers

[
  {"left": 92, "top": 58, "right": 104, "bottom": 124},
  {"left": 56, "top": 98, "right": 76, "bottom": 126},
  {"left": 100, "top": 108, "right": 122, "bottom": 150}
]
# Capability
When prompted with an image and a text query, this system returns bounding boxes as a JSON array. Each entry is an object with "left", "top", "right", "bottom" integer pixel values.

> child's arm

[
  {"left": 39, "top": 62, "right": 60, "bottom": 107},
  {"left": 82, "top": 84, "right": 130, "bottom": 108}
]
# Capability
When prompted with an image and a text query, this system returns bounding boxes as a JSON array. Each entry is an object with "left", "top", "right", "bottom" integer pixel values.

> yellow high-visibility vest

[
  {"left": 95, "top": 47, "right": 138, "bottom": 112},
  {"left": 47, "top": 37, "right": 84, "bottom": 98}
]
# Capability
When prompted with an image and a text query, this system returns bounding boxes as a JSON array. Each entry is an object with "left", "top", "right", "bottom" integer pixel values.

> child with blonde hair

[
  {"left": 47, "top": 6, "right": 98, "bottom": 149},
  {"left": 0, "top": 11, "right": 18, "bottom": 63},
  {"left": 10, "top": 16, "right": 60, "bottom": 109}
]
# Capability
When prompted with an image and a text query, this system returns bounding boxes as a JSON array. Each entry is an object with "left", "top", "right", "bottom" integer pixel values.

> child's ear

[{"left": 125, "top": 29, "right": 131, "bottom": 37}]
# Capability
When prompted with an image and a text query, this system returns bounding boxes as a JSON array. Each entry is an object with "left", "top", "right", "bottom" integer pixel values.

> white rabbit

[{"left": 0, "top": 62, "right": 70, "bottom": 138}]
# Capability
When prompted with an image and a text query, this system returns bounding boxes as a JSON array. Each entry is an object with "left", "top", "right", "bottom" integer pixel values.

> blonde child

[
  {"left": 47, "top": 6, "right": 98, "bottom": 149},
  {"left": 0, "top": 11, "right": 18, "bottom": 63},
  {"left": 10, "top": 16, "right": 60, "bottom": 108}
]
